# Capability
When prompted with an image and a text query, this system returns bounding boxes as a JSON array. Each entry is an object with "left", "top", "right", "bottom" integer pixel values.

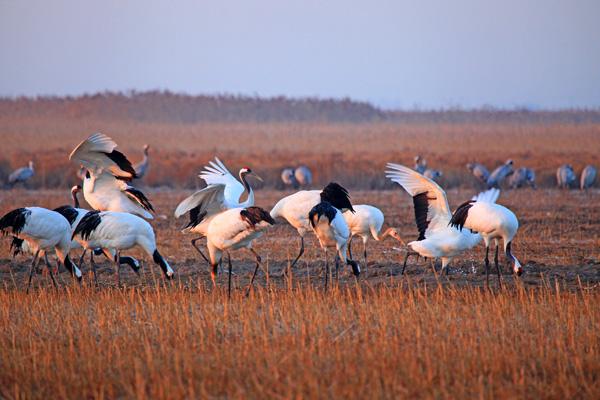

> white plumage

[
  {"left": 449, "top": 198, "right": 522, "bottom": 285},
  {"left": 0, "top": 207, "right": 82, "bottom": 291},
  {"left": 386, "top": 163, "right": 497, "bottom": 275},
  {"left": 72, "top": 211, "right": 174, "bottom": 285},
  {"left": 580, "top": 165, "right": 596, "bottom": 190},
  {"left": 308, "top": 202, "right": 360, "bottom": 288},
  {"left": 269, "top": 182, "right": 354, "bottom": 271},
  {"left": 205, "top": 206, "right": 275, "bottom": 296},
  {"left": 70, "top": 133, "right": 154, "bottom": 219},
  {"left": 174, "top": 158, "right": 262, "bottom": 262},
  {"left": 133, "top": 144, "right": 150, "bottom": 179},
  {"left": 343, "top": 205, "right": 404, "bottom": 268}
]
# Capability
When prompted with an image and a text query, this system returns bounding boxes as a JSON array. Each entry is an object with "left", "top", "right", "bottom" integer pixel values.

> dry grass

[
  {"left": 0, "top": 284, "right": 598, "bottom": 399},
  {"left": 0, "top": 118, "right": 599, "bottom": 188}
]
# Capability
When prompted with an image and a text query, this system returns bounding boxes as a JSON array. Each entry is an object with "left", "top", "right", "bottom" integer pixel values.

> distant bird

[
  {"left": 466, "top": 162, "right": 490, "bottom": 185},
  {"left": 580, "top": 165, "right": 597, "bottom": 190},
  {"left": 205, "top": 206, "right": 275, "bottom": 297},
  {"left": 309, "top": 202, "right": 360, "bottom": 288},
  {"left": 133, "top": 144, "right": 150, "bottom": 179},
  {"left": 7, "top": 161, "right": 34, "bottom": 188},
  {"left": 294, "top": 165, "right": 313, "bottom": 187},
  {"left": 343, "top": 204, "right": 404, "bottom": 269},
  {"left": 487, "top": 159, "right": 514, "bottom": 188},
  {"left": 69, "top": 133, "right": 154, "bottom": 219},
  {"left": 0, "top": 207, "right": 82, "bottom": 292},
  {"left": 556, "top": 164, "right": 576, "bottom": 189},
  {"left": 450, "top": 196, "right": 523, "bottom": 286},
  {"left": 270, "top": 182, "right": 354, "bottom": 272},
  {"left": 424, "top": 169, "right": 442, "bottom": 182},
  {"left": 385, "top": 164, "right": 497, "bottom": 275},
  {"left": 508, "top": 167, "right": 536, "bottom": 189},
  {"left": 281, "top": 168, "right": 298, "bottom": 189},
  {"left": 174, "top": 158, "right": 262, "bottom": 263},
  {"left": 72, "top": 211, "right": 174, "bottom": 286},
  {"left": 414, "top": 156, "right": 427, "bottom": 174}
]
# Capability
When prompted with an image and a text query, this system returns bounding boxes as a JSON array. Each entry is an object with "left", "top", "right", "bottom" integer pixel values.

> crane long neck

[
  {"left": 239, "top": 171, "right": 254, "bottom": 206},
  {"left": 72, "top": 191, "right": 80, "bottom": 208}
]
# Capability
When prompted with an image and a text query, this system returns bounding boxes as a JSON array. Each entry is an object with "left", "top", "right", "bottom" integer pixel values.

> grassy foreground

[{"left": 0, "top": 283, "right": 598, "bottom": 399}]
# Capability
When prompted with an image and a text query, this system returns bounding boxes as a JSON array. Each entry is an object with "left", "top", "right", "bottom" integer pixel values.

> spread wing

[
  {"left": 174, "top": 184, "right": 228, "bottom": 222},
  {"left": 69, "top": 132, "right": 136, "bottom": 179},
  {"left": 198, "top": 157, "right": 244, "bottom": 206},
  {"left": 471, "top": 188, "right": 500, "bottom": 203},
  {"left": 385, "top": 163, "right": 452, "bottom": 239}
]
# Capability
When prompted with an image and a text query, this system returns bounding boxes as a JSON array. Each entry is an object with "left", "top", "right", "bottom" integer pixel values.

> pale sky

[{"left": 1, "top": 0, "right": 599, "bottom": 109}]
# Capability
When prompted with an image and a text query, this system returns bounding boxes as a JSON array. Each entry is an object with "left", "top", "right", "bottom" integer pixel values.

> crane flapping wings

[
  {"left": 174, "top": 184, "right": 228, "bottom": 229},
  {"left": 69, "top": 132, "right": 137, "bottom": 179},
  {"left": 198, "top": 158, "right": 244, "bottom": 207},
  {"left": 385, "top": 163, "right": 452, "bottom": 240}
]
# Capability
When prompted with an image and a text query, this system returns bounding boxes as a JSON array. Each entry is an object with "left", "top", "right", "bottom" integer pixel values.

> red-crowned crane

[
  {"left": 69, "top": 133, "right": 154, "bottom": 219},
  {"left": 174, "top": 157, "right": 263, "bottom": 263},
  {"left": 133, "top": 144, "right": 150, "bottom": 179},
  {"left": 205, "top": 206, "right": 275, "bottom": 297},
  {"left": 449, "top": 197, "right": 523, "bottom": 287},
  {"left": 269, "top": 182, "right": 354, "bottom": 273},
  {"left": 72, "top": 211, "right": 174, "bottom": 286},
  {"left": 343, "top": 204, "right": 405, "bottom": 269},
  {"left": 308, "top": 202, "right": 360, "bottom": 289},
  {"left": 385, "top": 164, "right": 499, "bottom": 276},
  {"left": 0, "top": 207, "right": 82, "bottom": 292}
]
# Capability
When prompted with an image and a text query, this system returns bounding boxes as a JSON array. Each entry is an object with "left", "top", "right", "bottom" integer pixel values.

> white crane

[
  {"left": 72, "top": 211, "right": 174, "bottom": 286},
  {"left": 174, "top": 157, "right": 263, "bottom": 262},
  {"left": 294, "top": 165, "right": 313, "bottom": 187},
  {"left": 308, "top": 202, "right": 360, "bottom": 289},
  {"left": 385, "top": 164, "right": 496, "bottom": 276},
  {"left": 343, "top": 205, "right": 404, "bottom": 269},
  {"left": 487, "top": 159, "right": 514, "bottom": 188},
  {"left": 580, "top": 165, "right": 596, "bottom": 190},
  {"left": 269, "top": 182, "right": 354, "bottom": 272},
  {"left": 466, "top": 162, "right": 490, "bottom": 185},
  {"left": 205, "top": 206, "right": 275, "bottom": 297},
  {"left": 556, "top": 164, "right": 576, "bottom": 189},
  {"left": 7, "top": 161, "right": 34, "bottom": 188},
  {"left": 69, "top": 133, "right": 154, "bottom": 219},
  {"left": 0, "top": 207, "right": 82, "bottom": 292},
  {"left": 133, "top": 144, "right": 150, "bottom": 179},
  {"left": 449, "top": 196, "right": 523, "bottom": 286}
]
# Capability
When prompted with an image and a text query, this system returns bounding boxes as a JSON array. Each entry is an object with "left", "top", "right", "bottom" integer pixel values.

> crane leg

[
  {"left": 348, "top": 237, "right": 353, "bottom": 260},
  {"left": 90, "top": 251, "right": 99, "bottom": 287},
  {"left": 44, "top": 254, "right": 58, "bottom": 289},
  {"left": 401, "top": 252, "right": 411, "bottom": 275},
  {"left": 363, "top": 241, "right": 368, "bottom": 272},
  {"left": 114, "top": 251, "right": 121, "bottom": 288},
  {"left": 227, "top": 252, "right": 233, "bottom": 299},
  {"left": 246, "top": 250, "right": 262, "bottom": 297},
  {"left": 210, "top": 263, "right": 218, "bottom": 289},
  {"left": 494, "top": 243, "right": 501, "bottom": 288},
  {"left": 324, "top": 250, "right": 329, "bottom": 291},
  {"left": 334, "top": 254, "right": 339, "bottom": 282},
  {"left": 191, "top": 237, "right": 210, "bottom": 264},
  {"left": 26, "top": 250, "right": 41, "bottom": 294},
  {"left": 484, "top": 246, "right": 490, "bottom": 288},
  {"left": 290, "top": 237, "right": 305, "bottom": 270}
]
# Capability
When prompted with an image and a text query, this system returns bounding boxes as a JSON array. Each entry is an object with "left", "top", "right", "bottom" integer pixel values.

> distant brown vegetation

[{"left": 0, "top": 92, "right": 599, "bottom": 189}]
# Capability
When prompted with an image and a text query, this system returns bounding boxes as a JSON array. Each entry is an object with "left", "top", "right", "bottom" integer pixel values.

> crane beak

[{"left": 249, "top": 172, "right": 263, "bottom": 182}]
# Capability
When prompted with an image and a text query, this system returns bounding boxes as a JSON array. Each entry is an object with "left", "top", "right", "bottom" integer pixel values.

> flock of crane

[{"left": 0, "top": 132, "right": 592, "bottom": 296}]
